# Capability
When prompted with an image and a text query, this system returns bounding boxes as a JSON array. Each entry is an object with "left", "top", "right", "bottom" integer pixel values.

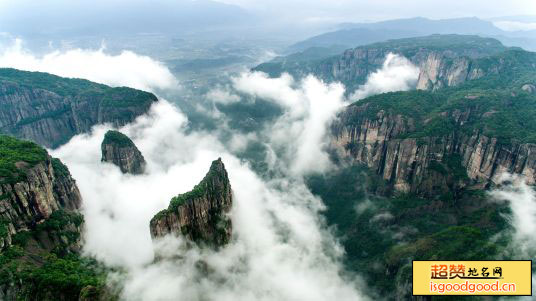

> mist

[
  {"left": 350, "top": 53, "right": 420, "bottom": 101},
  {"left": 22, "top": 38, "right": 371, "bottom": 298},
  {"left": 230, "top": 72, "right": 346, "bottom": 175},
  {"left": 50, "top": 97, "right": 369, "bottom": 299},
  {"left": 0, "top": 39, "right": 178, "bottom": 92},
  {"left": 1, "top": 33, "right": 451, "bottom": 300},
  {"left": 490, "top": 174, "right": 536, "bottom": 257}
]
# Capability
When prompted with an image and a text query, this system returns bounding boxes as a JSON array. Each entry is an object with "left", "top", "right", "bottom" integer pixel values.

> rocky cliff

[
  {"left": 0, "top": 68, "right": 158, "bottom": 148},
  {"left": 331, "top": 94, "right": 536, "bottom": 196},
  {"left": 254, "top": 35, "right": 510, "bottom": 92},
  {"left": 0, "top": 135, "right": 108, "bottom": 301},
  {"left": 150, "top": 158, "right": 233, "bottom": 247},
  {"left": 0, "top": 136, "right": 82, "bottom": 250},
  {"left": 101, "top": 130, "right": 146, "bottom": 174}
]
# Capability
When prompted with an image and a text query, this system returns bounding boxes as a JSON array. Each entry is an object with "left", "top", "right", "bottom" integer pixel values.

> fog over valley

[{"left": 1, "top": 1, "right": 536, "bottom": 300}]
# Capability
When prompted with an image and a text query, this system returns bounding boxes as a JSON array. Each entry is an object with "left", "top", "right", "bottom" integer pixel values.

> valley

[{"left": 1, "top": 3, "right": 536, "bottom": 300}]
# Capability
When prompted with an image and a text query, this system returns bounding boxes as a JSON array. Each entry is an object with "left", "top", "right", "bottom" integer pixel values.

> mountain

[
  {"left": 331, "top": 88, "right": 536, "bottom": 196},
  {"left": 0, "top": 68, "right": 157, "bottom": 148},
  {"left": 288, "top": 17, "right": 536, "bottom": 53},
  {"left": 0, "top": 136, "right": 106, "bottom": 300},
  {"left": 338, "top": 17, "right": 503, "bottom": 35},
  {"left": 300, "top": 36, "right": 536, "bottom": 299},
  {"left": 288, "top": 28, "right": 420, "bottom": 53},
  {"left": 150, "top": 158, "right": 233, "bottom": 248},
  {"left": 326, "top": 42, "right": 536, "bottom": 196},
  {"left": 101, "top": 130, "right": 146, "bottom": 175},
  {"left": 255, "top": 35, "right": 509, "bottom": 92}
]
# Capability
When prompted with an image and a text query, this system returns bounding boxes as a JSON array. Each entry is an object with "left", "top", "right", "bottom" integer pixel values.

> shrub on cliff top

[{"left": 0, "top": 135, "right": 48, "bottom": 184}]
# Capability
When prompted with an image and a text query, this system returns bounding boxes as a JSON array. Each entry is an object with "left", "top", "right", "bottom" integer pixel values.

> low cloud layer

[
  {"left": 493, "top": 21, "right": 536, "bottom": 32},
  {"left": 41, "top": 39, "right": 370, "bottom": 298},
  {"left": 350, "top": 53, "right": 420, "bottom": 101},
  {"left": 52, "top": 98, "right": 366, "bottom": 300},
  {"left": 17, "top": 41, "right": 424, "bottom": 300},
  {"left": 0, "top": 39, "right": 178, "bottom": 92},
  {"left": 489, "top": 174, "right": 536, "bottom": 297},
  {"left": 231, "top": 72, "right": 346, "bottom": 175},
  {"left": 490, "top": 174, "right": 536, "bottom": 256}
]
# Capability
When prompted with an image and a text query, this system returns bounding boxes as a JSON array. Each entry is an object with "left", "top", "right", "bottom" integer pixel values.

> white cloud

[
  {"left": 2, "top": 37, "right": 429, "bottom": 299},
  {"left": 0, "top": 38, "right": 178, "bottom": 92},
  {"left": 489, "top": 174, "right": 536, "bottom": 297},
  {"left": 51, "top": 98, "right": 367, "bottom": 300},
  {"left": 350, "top": 53, "right": 420, "bottom": 101},
  {"left": 232, "top": 71, "right": 346, "bottom": 175},
  {"left": 206, "top": 87, "right": 241, "bottom": 104},
  {"left": 489, "top": 174, "right": 536, "bottom": 256},
  {"left": 232, "top": 72, "right": 305, "bottom": 117},
  {"left": 493, "top": 21, "right": 536, "bottom": 32}
]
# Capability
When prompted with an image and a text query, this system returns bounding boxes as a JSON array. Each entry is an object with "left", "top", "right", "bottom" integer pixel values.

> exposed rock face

[
  {"left": 254, "top": 35, "right": 507, "bottom": 92},
  {"left": 331, "top": 105, "right": 536, "bottom": 195},
  {"left": 101, "top": 130, "right": 146, "bottom": 174},
  {"left": 0, "top": 143, "right": 82, "bottom": 250},
  {"left": 0, "top": 136, "right": 111, "bottom": 301},
  {"left": 415, "top": 54, "right": 483, "bottom": 90},
  {"left": 0, "top": 68, "right": 158, "bottom": 148},
  {"left": 317, "top": 44, "right": 498, "bottom": 92},
  {"left": 150, "top": 158, "right": 233, "bottom": 247}
]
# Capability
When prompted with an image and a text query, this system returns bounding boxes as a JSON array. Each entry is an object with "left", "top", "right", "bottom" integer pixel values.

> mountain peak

[
  {"left": 101, "top": 130, "right": 146, "bottom": 175},
  {"left": 150, "top": 158, "right": 232, "bottom": 248}
]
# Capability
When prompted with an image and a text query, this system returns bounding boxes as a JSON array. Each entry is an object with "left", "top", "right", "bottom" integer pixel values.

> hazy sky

[
  {"left": 1, "top": 0, "right": 535, "bottom": 26},
  {"left": 217, "top": 0, "right": 536, "bottom": 22}
]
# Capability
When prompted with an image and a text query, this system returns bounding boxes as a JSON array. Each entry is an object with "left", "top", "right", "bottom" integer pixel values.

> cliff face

[
  {"left": 316, "top": 44, "right": 496, "bottom": 92},
  {"left": 0, "top": 68, "right": 158, "bottom": 148},
  {"left": 331, "top": 105, "right": 536, "bottom": 195},
  {"left": 101, "top": 130, "right": 146, "bottom": 174},
  {"left": 254, "top": 35, "right": 508, "bottom": 92},
  {"left": 0, "top": 136, "right": 111, "bottom": 301},
  {"left": 150, "top": 158, "right": 233, "bottom": 247},
  {"left": 0, "top": 139, "right": 82, "bottom": 250},
  {"left": 414, "top": 53, "right": 484, "bottom": 90}
]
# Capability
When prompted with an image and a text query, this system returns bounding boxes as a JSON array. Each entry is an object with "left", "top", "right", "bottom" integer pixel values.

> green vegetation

[
  {"left": 0, "top": 250, "right": 106, "bottom": 300},
  {"left": 100, "top": 86, "right": 157, "bottom": 108},
  {"left": 358, "top": 34, "right": 506, "bottom": 57},
  {"left": 152, "top": 171, "right": 210, "bottom": 222},
  {"left": 0, "top": 135, "right": 48, "bottom": 184},
  {"left": 21, "top": 254, "right": 105, "bottom": 298},
  {"left": 307, "top": 164, "right": 512, "bottom": 298},
  {"left": 255, "top": 35, "right": 507, "bottom": 83},
  {"left": 0, "top": 218, "right": 9, "bottom": 240},
  {"left": 0, "top": 68, "right": 157, "bottom": 148},
  {"left": 0, "top": 68, "right": 107, "bottom": 97},
  {"left": 36, "top": 210, "right": 84, "bottom": 255},
  {"left": 51, "top": 158, "right": 70, "bottom": 178},
  {"left": 346, "top": 60, "right": 536, "bottom": 145},
  {"left": 0, "top": 209, "right": 106, "bottom": 300},
  {"left": 0, "top": 68, "right": 156, "bottom": 104},
  {"left": 169, "top": 184, "right": 207, "bottom": 210},
  {"left": 102, "top": 130, "right": 135, "bottom": 148},
  {"left": 152, "top": 159, "right": 228, "bottom": 224}
]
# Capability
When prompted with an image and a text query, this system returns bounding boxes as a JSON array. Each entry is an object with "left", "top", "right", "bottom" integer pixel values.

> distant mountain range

[{"left": 288, "top": 17, "right": 536, "bottom": 53}]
